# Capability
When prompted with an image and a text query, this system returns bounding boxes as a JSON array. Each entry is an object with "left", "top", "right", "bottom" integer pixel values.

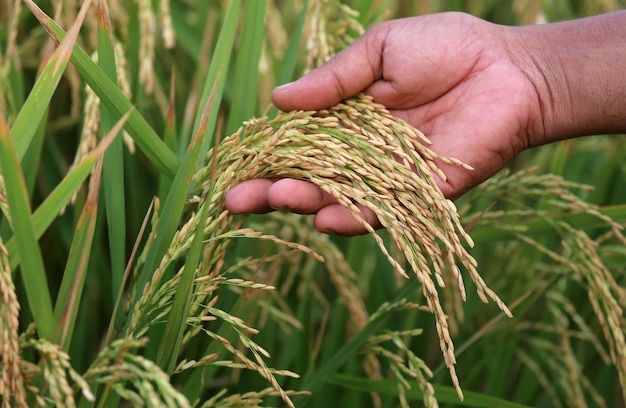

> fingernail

[{"left": 275, "top": 81, "right": 295, "bottom": 90}]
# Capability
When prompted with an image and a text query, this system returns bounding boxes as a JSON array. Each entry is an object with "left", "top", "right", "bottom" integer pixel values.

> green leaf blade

[
  {"left": 224, "top": 0, "right": 267, "bottom": 135},
  {"left": 193, "top": 0, "right": 242, "bottom": 158},
  {"left": 97, "top": 0, "right": 127, "bottom": 306},
  {"left": 0, "top": 112, "right": 55, "bottom": 340},
  {"left": 53, "top": 161, "right": 102, "bottom": 352},
  {"left": 329, "top": 374, "right": 533, "bottom": 408},
  {"left": 30, "top": 11, "right": 180, "bottom": 176}
]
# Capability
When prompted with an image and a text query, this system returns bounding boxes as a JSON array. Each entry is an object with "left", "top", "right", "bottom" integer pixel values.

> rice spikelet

[
  {"left": 198, "top": 93, "right": 510, "bottom": 399},
  {"left": 0, "top": 239, "right": 26, "bottom": 407}
]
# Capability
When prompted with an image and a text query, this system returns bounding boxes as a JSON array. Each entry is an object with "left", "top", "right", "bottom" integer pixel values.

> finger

[
  {"left": 267, "top": 179, "right": 337, "bottom": 214},
  {"left": 364, "top": 80, "right": 429, "bottom": 109},
  {"left": 225, "top": 179, "right": 276, "bottom": 214},
  {"left": 314, "top": 203, "right": 382, "bottom": 236},
  {"left": 271, "top": 25, "right": 387, "bottom": 111}
]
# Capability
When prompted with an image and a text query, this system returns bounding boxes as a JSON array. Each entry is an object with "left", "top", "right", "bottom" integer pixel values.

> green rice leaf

[
  {"left": 23, "top": 0, "right": 180, "bottom": 177},
  {"left": 471, "top": 205, "right": 626, "bottom": 244},
  {"left": 268, "top": 0, "right": 309, "bottom": 118},
  {"left": 13, "top": 0, "right": 91, "bottom": 161},
  {"left": 194, "top": 0, "right": 241, "bottom": 159},
  {"left": 0, "top": 109, "right": 54, "bottom": 340},
  {"left": 291, "top": 278, "right": 422, "bottom": 406},
  {"left": 21, "top": 110, "right": 47, "bottom": 199},
  {"left": 276, "top": 0, "right": 310, "bottom": 86},
  {"left": 329, "top": 374, "right": 533, "bottom": 408},
  {"left": 53, "top": 160, "right": 102, "bottom": 352},
  {"left": 129, "top": 76, "right": 220, "bottom": 330},
  {"left": 97, "top": 0, "right": 126, "bottom": 305},
  {"left": 159, "top": 73, "right": 178, "bottom": 198},
  {"left": 156, "top": 180, "right": 210, "bottom": 373},
  {"left": 7, "top": 111, "right": 132, "bottom": 270},
  {"left": 224, "top": 0, "right": 267, "bottom": 134}
]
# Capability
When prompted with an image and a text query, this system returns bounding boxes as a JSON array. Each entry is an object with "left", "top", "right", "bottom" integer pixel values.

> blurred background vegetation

[{"left": 1, "top": 0, "right": 625, "bottom": 407}]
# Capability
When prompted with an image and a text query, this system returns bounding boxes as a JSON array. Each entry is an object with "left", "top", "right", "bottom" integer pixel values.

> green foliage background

[{"left": 1, "top": 0, "right": 625, "bottom": 407}]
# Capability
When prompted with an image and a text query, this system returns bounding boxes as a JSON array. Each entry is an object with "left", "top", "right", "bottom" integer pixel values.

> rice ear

[{"left": 199, "top": 93, "right": 509, "bottom": 399}]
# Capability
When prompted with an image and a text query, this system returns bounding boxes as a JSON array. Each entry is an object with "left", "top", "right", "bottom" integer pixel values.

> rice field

[{"left": 1, "top": 0, "right": 625, "bottom": 407}]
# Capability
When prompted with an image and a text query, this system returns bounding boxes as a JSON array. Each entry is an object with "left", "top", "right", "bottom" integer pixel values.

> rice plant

[{"left": 0, "top": 0, "right": 625, "bottom": 407}]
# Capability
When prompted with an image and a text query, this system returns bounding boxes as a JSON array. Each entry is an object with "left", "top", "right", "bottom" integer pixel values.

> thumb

[{"left": 271, "top": 27, "right": 385, "bottom": 111}]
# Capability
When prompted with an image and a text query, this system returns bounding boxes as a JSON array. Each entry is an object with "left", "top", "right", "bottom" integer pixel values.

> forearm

[{"left": 504, "top": 10, "right": 626, "bottom": 147}]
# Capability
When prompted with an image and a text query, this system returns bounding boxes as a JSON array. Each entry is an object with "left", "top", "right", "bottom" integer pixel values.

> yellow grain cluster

[
  {"left": 0, "top": 240, "right": 26, "bottom": 408},
  {"left": 197, "top": 93, "right": 511, "bottom": 398}
]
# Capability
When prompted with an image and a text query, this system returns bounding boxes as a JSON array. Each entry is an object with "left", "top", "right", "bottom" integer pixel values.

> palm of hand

[
  {"left": 366, "top": 14, "right": 539, "bottom": 198},
  {"left": 226, "top": 13, "right": 542, "bottom": 235}
]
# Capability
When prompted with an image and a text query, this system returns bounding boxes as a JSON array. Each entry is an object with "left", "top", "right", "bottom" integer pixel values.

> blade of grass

[
  {"left": 155, "top": 176, "right": 210, "bottom": 373},
  {"left": 21, "top": 40, "right": 56, "bottom": 200},
  {"left": 97, "top": 0, "right": 126, "bottom": 306},
  {"left": 589, "top": 143, "right": 625, "bottom": 205},
  {"left": 224, "top": 0, "right": 267, "bottom": 135},
  {"left": 269, "top": 0, "right": 310, "bottom": 118},
  {"left": 127, "top": 75, "right": 221, "bottom": 330},
  {"left": 6, "top": 111, "right": 133, "bottom": 270},
  {"left": 179, "top": 279, "right": 258, "bottom": 401},
  {"left": 0, "top": 3, "right": 26, "bottom": 120},
  {"left": 158, "top": 72, "right": 177, "bottom": 198},
  {"left": 23, "top": 0, "right": 180, "bottom": 177},
  {"left": 291, "top": 278, "right": 422, "bottom": 407},
  {"left": 329, "top": 374, "right": 533, "bottom": 408},
  {"left": 22, "top": 109, "right": 47, "bottom": 199},
  {"left": 276, "top": 0, "right": 310, "bottom": 86},
  {"left": 157, "top": 96, "right": 224, "bottom": 371},
  {"left": 194, "top": 0, "right": 241, "bottom": 159},
  {"left": 470, "top": 204, "right": 626, "bottom": 244},
  {"left": 53, "top": 159, "right": 103, "bottom": 352},
  {"left": 432, "top": 275, "right": 559, "bottom": 378},
  {"left": 51, "top": 111, "right": 129, "bottom": 353},
  {"left": 0, "top": 109, "right": 54, "bottom": 340},
  {"left": 106, "top": 198, "right": 155, "bottom": 347},
  {"left": 12, "top": 0, "right": 91, "bottom": 161}
]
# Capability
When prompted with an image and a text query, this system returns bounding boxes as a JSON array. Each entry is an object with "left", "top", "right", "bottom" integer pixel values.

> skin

[{"left": 225, "top": 11, "right": 626, "bottom": 236}]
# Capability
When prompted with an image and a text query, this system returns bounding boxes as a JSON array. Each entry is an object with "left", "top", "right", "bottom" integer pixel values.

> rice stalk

[
  {"left": 136, "top": 0, "right": 156, "bottom": 94},
  {"left": 198, "top": 387, "right": 309, "bottom": 408},
  {"left": 363, "top": 329, "right": 438, "bottom": 408},
  {"left": 517, "top": 291, "right": 611, "bottom": 363},
  {"left": 0, "top": 0, "right": 21, "bottom": 105},
  {"left": 191, "top": 93, "right": 511, "bottom": 399},
  {"left": 467, "top": 167, "right": 626, "bottom": 404},
  {"left": 124, "top": 186, "right": 317, "bottom": 406},
  {"left": 0, "top": 239, "right": 26, "bottom": 408},
  {"left": 72, "top": 44, "right": 135, "bottom": 170},
  {"left": 126, "top": 215, "right": 312, "bottom": 406},
  {"left": 253, "top": 213, "right": 385, "bottom": 405},
  {"left": 515, "top": 230, "right": 626, "bottom": 404},
  {"left": 559, "top": 228, "right": 626, "bottom": 401},
  {"left": 84, "top": 337, "right": 189, "bottom": 407},
  {"left": 516, "top": 291, "right": 612, "bottom": 407},
  {"left": 519, "top": 334, "right": 608, "bottom": 408},
  {"left": 17, "top": 327, "right": 94, "bottom": 408},
  {"left": 199, "top": 328, "right": 300, "bottom": 408},
  {"left": 126, "top": 89, "right": 493, "bottom": 403},
  {"left": 0, "top": 176, "right": 10, "bottom": 226},
  {"left": 304, "top": 0, "right": 364, "bottom": 70},
  {"left": 159, "top": 0, "right": 175, "bottom": 50}
]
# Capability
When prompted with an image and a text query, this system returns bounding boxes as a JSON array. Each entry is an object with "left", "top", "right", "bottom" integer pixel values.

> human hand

[{"left": 224, "top": 12, "right": 551, "bottom": 235}]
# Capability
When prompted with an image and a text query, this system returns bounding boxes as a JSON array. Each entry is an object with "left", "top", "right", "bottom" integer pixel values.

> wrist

[{"left": 502, "top": 11, "right": 626, "bottom": 147}]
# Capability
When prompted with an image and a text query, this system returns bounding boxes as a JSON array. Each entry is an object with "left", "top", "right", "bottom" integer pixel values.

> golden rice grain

[{"left": 195, "top": 93, "right": 511, "bottom": 400}]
